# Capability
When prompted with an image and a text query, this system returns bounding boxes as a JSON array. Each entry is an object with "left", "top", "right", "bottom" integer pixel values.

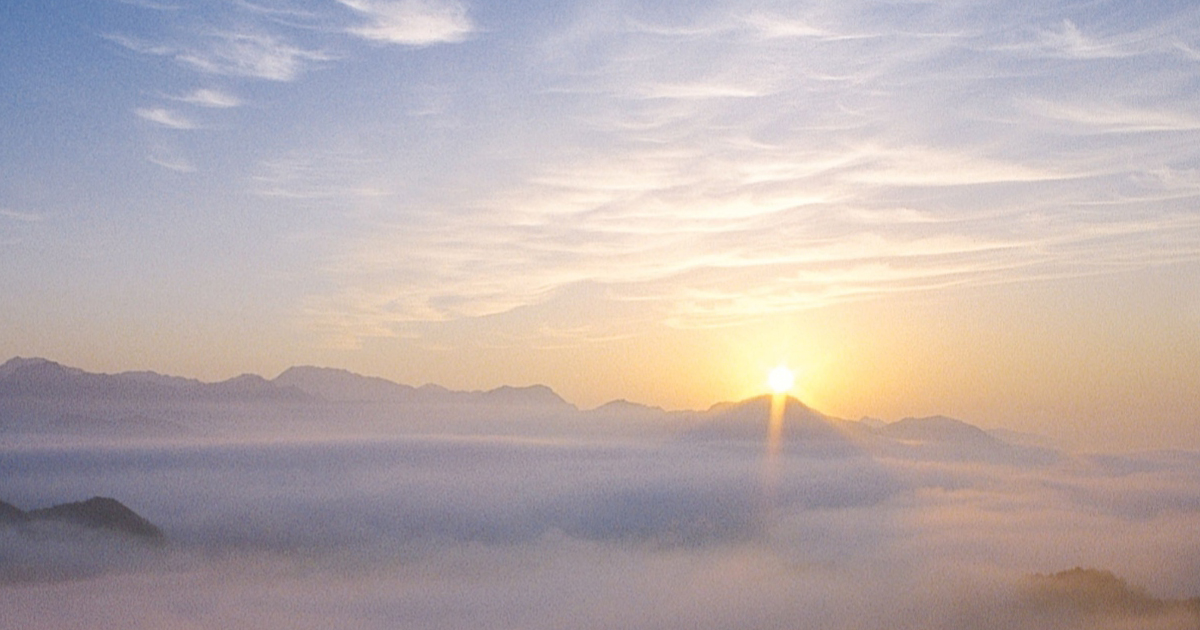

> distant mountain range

[
  {"left": 0, "top": 357, "right": 572, "bottom": 408},
  {"left": 0, "top": 357, "right": 1060, "bottom": 462},
  {"left": 0, "top": 357, "right": 309, "bottom": 403}
]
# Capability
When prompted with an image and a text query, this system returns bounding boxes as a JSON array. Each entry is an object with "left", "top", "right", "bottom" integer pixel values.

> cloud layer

[{"left": 2, "top": 429, "right": 1199, "bottom": 629}]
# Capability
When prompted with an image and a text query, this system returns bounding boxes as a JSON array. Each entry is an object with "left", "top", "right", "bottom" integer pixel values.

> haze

[
  {"left": 2, "top": 0, "right": 1198, "bottom": 450},
  {"left": 2, "top": 0, "right": 1200, "bottom": 626},
  {"left": 2, "top": 360, "right": 1200, "bottom": 629}
]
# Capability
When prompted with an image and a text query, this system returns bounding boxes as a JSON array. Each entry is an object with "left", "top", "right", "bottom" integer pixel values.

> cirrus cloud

[
  {"left": 337, "top": 0, "right": 475, "bottom": 46},
  {"left": 134, "top": 107, "right": 197, "bottom": 129}
]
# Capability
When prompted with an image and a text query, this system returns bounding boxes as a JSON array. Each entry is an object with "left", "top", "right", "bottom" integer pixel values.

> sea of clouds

[{"left": 3, "top": 428, "right": 1200, "bottom": 629}]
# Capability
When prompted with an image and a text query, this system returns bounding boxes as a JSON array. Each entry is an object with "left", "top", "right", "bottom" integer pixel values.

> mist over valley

[{"left": 3, "top": 358, "right": 1199, "bottom": 629}]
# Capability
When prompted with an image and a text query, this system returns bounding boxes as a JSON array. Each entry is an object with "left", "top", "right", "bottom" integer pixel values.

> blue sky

[{"left": 3, "top": 0, "right": 1200, "bottom": 447}]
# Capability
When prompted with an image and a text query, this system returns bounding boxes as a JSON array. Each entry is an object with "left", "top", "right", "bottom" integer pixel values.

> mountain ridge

[
  {"left": 0, "top": 357, "right": 583, "bottom": 410},
  {"left": 0, "top": 357, "right": 1047, "bottom": 457},
  {"left": 0, "top": 357, "right": 310, "bottom": 403}
]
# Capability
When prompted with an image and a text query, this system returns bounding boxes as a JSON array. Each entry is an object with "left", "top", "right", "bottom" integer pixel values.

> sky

[{"left": 2, "top": 0, "right": 1200, "bottom": 449}]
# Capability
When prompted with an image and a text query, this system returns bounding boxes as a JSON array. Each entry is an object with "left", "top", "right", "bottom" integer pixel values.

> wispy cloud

[
  {"left": 1021, "top": 99, "right": 1200, "bottom": 134},
  {"left": 177, "top": 31, "right": 333, "bottom": 81},
  {"left": 842, "top": 145, "right": 1077, "bottom": 186},
  {"left": 1177, "top": 41, "right": 1200, "bottom": 61},
  {"left": 1036, "top": 19, "right": 1127, "bottom": 59},
  {"left": 251, "top": 152, "right": 391, "bottom": 201},
  {"left": 232, "top": 0, "right": 323, "bottom": 24},
  {"left": 741, "top": 11, "right": 870, "bottom": 42},
  {"left": 0, "top": 209, "right": 44, "bottom": 223},
  {"left": 134, "top": 107, "right": 198, "bottom": 129},
  {"left": 632, "top": 82, "right": 767, "bottom": 100},
  {"left": 147, "top": 154, "right": 197, "bottom": 173},
  {"left": 103, "top": 33, "right": 175, "bottom": 56},
  {"left": 115, "top": 0, "right": 181, "bottom": 10},
  {"left": 173, "top": 88, "right": 241, "bottom": 108},
  {"left": 336, "top": 0, "right": 475, "bottom": 46},
  {"left": 1005, "top": 13, "right": 1200, "bottom": 62}
]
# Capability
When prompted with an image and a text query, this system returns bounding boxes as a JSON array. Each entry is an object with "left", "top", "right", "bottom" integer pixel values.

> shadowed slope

[{"left": 18, "top": 497, "right": 163, "bottom": 540}]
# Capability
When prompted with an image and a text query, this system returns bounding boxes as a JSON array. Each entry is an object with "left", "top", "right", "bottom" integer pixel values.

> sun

[{"left": 767, "top": 365, "right": 795, "bottom": 395}]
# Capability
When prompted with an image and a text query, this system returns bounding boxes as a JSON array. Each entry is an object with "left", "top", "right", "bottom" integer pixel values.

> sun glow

[{"left": 768, "top": 365, "right": 795, "bottom": 394}]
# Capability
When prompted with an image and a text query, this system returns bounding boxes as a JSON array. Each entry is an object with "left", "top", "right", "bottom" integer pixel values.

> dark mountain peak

[
  {"left": 117, "top": 370, "right": 202, "bottom": 389},
  {"left": 480, "top": 384, "right": 574, "bottom": 408},
  {"left": 1024, "top": 567, "right": 1195, "bottom": 617},
  {"left": 0, "top": 358, "right": 132, "bottom": 399},
  {"left": 0, "top": 357, "right": 85, "bottom": 381},
  {"left": 206, "top": 373, "right": 310, "bottom": 401},
  {"left": 18, "top": 497, "right": 163, "bottom": 540},
  {"left": 881, "top": 415, "right": 1000, "bottom": 446},
  {"left": 0, "top": 500, "right": 28, "bottom": 524},
  {"left": 858, "top": 416, "right": 887, "bottom": 429},
  {"left": 0, "top": 356, "right": 60, "bottom": 379},
  {"left": 590, "top": 399, "right": 666, "bottom": 415},
  {"left": 686, "top": 395, "right": 851, "bottom": 444},
  {"left": 274, "top": 365, "right": 417, "bottom": 402},
  {"left": 704, "top": 394, "right": 821, "bottom": 422},
  {"left": 218, "top": 373, "right": 271, "bottom": 387},
  {"left": 869, "top": 415, "right": 1061, "bottom": 465},
  {"left": 275, "top": 365, "right": 356, "bottom": 384}
]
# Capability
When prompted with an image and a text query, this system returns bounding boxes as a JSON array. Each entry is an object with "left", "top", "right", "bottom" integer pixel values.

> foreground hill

[
  {"left": 1022, "top": 568, "right": 1200, "bottom": 623},
  {"left": 0, "top": 497, "right": 163, "bottom": 540}
]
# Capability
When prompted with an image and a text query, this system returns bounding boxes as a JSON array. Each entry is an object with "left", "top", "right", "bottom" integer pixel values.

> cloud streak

[
  {"left": 147, "top": 154, "right": 197, "bottom": 173},
  {"left": 337, "top": 0, "right": 475, "bottom": 46},
  {"left": 173, "top": 88, "right": 241, "bottom": 108},
  {"left": 0, "top": 209, "right": 44, "bottom": 223},
  {"left": 134, "top": 107, "right": 198, "bottom": 129},
  {"left": 176, "top": 31, "right": 332, "bottom": 81}
]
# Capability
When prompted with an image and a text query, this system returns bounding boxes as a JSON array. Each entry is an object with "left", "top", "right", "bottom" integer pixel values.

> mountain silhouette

[
  {"left": 0, "top": 357, "right": 1054, "bottom": 459},
  {"left": 685, "top": 395, "right": 847, "bottom": 440},
  {"left": 879, "top": 415, "right": 1001, "bottom": 446},
  {"left": 4, "top": 497, "right": 163, "bottom": 541},
  {"left": 0, "top": 500, "right": 26, "bottom": 524},
  {"left": 1023, "top": 568, "right": 1200, "bottom": 620},
  {"left": 469, "top": 384, "right": 573, "bottom": 408},
  {"left": 274, "top": 365, "right": 419, "bottom": 402},
  {"left": 587, "top": 399, "right": 668, "bottom": 418},
  {"left": 869, "top": 414, "right": 1060, "bottom": 465},
  {"left": 0, "top": 357, "right": 309, "bottom": 403},
  {"left": 680, "top": 395, "right": 868, "bottom": 458},
  {"left": 274, "top": 365, "right": 576, "bottom": 410}
]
